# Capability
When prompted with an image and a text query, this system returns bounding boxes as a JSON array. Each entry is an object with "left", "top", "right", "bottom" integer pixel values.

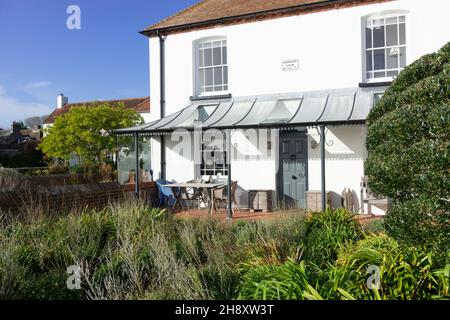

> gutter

[
  {"left": 158, "top": 31, "right": 166, "bottom": 180},
  {"left": 139, "top": 0, "right": 377, "bottom": 37}
]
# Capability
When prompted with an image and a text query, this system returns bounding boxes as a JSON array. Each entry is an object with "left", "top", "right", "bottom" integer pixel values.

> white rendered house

[{"left": 116, "top": 0, "right": 450, "bottom": 214}]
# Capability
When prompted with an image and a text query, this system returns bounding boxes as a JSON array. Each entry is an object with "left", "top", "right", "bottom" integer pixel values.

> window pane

[
  {"left": 399, "top": 23, "right": 406, "bottom": 45},
  {"left": 199, "top": 49, "right": 204, "bottom": 67},
  {"left": 373, "top": 26, "right": 385, "bottom": 48},
  {"left": 387, "top": 70, "right": 398, "bottom": 77},
  {"left": 205, "top": 68, "right": 213, "bottom": 86},
  {"left": 386, "top": 17, "right": 397, "bottom": 25},
  {"left": 373, "top": 18, "right": 384, "bottom": 27},
  {"left": 222, "top": 46, "right": 227, "bottom": 64},
  {"left": 399, "top": 16, "right": 405, "bottom": 23},
  {"left": 223, "top": 66, "right": 228, "bottom": 85},
  {"left": 373, "top": 49, "right": 385, "bottom": 70},
  {"left": 366, "top": 51, "right": 373, "bottom": 71},
  {"left": 204, "top": 48, "right": 212, "bottom": 67},
  {"left": 214, "top": 67, "right": 222, "bottom": 86},
  {"left": 365, "top": 28, "right": 372, "bottom": 49},
  {"left": 374, "top": 71, "right": 385, "bottom": 78},
  {"left": 386, "top": 48, "right": 399, "bottom": 69},
  {"left": 386, "top": 24, "right": 398, "bottom": 46},
  {"left": 199, "top": 69, "right": 205, "bottom": 89},
  {"left": 367, "top": 72, "right": 373, "bottom": 79},
  {"left": 223, "top": 85, "right": 228, "bottom": 91},
  {"left": 400, "top": 46, "right": 406, "bottom": 67},
  {"left": 213, "top": 47, "right": 222, "bottom": 65},
  {"left": 205, "top": 86, "right": 213, "bottom": 92}
]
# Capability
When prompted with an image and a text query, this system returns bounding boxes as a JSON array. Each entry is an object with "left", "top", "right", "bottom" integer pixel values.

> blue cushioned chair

[{"left": 155, "top": 179, "right": 177, "bottom": 207}]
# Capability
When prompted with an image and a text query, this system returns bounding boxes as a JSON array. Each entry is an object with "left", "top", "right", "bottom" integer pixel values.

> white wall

[
  {"left": 145, "top": 0, "right": 450, "bottom": 212},
  {"left": 140, "top": 112, "right": 152, "bottom": 123},
  {"left": 307, "top": 126, "right": 367, "bottom": 210},
  {"left": 148, "top": 0, "right": 450, "bottom": 118}
]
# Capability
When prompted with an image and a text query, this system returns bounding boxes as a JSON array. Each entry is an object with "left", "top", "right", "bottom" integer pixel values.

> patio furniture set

[{"left": 155, "top": 179, "right": 240, "bottom": 214}]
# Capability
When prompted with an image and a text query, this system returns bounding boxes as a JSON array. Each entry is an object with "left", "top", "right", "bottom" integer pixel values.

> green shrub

[
  {"left": 365, "top": 42, "right": 450, "bottom": 250},
  {"left": 237, "top": 234, "right": 449, "bottom": 300},
  {"left": 237, "top": 260, "right": 315, "bottom": 300},
  {"left": 318, "top": 234, "right": 450, "bottom": 300},
  {"left": 0, "top": 167, "right": 24, "bottom": 191},
  {"left": 384, "top": 197, "right": 449, "bottom": 257},
  {"left": 303, "top": 208, "right": 362, "bottom": 267}
]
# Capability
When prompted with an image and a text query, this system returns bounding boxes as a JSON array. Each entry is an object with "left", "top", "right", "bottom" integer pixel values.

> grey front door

[{"left": 277, "top": 131, "right": 308, "bottom": 209}]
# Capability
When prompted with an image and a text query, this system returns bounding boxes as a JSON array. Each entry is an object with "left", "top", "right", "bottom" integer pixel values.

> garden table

[{"left": 163, "top": 182, "right": 226, "bottom": 213}]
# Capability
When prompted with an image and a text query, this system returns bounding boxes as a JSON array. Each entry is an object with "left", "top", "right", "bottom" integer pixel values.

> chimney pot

[{"left": 57, "top": 93, "right": 68, "bottom": 109}]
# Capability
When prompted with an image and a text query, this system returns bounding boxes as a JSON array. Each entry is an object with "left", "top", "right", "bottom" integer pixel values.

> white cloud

[
  {"left": 0, "top": 85, "right": 53, "bottom": 129},
  {"left": 23, "top": 81, "right": 52, "bottom": 90}
]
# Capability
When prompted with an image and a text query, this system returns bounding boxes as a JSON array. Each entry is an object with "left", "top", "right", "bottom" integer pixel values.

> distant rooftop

[{"left": 44, "top": 97, "right": 150, "bottom": 124}]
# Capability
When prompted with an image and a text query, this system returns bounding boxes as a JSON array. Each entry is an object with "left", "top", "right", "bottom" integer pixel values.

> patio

[{"left": 114, "top": 87, "right": 387, "bottom": 217}]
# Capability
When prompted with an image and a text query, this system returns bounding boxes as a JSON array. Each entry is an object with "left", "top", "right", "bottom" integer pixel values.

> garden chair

[
  {"left": 212, "top": 181, "right": 240, "bottom": 213},
  {"left": 184, "top": 179, "right": 208, "bottom": 209},
  {"left": 360, "top": 176, "right": 392, "bottom": 214},
  {"left": 155, "top": 179, "right": 176, "bottom": 207}
]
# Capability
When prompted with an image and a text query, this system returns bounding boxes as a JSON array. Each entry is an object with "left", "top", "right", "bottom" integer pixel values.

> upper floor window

[
  {"left": 364, "top": 13, "right": 406, "bottom": 81},
  {"left": 196, "top": 38, "right": 228, "bottom": 95}
]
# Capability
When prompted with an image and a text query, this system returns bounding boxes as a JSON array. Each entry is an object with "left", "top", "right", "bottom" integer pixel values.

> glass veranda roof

[{"left": 114, "top": 87, "right": 387, "bottom": 135}]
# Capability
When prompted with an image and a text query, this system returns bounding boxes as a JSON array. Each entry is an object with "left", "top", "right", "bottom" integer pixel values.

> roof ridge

[
  {"left": 144, "top": 0, "right": 207, "bottom": 32},
  {"left": 60, "top": 96, "right": 150, "bottom": 107}
]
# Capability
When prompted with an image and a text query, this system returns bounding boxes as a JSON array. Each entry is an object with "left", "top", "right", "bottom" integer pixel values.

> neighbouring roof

[
  {"left": 44, "top": 97, "right": 150, "bottom": 124},
  {"left": 115, "top": 86, "right": 387, "bottom": 135},
  {"left": 142, "top": 0, "right": 392, "bottom": 36}
]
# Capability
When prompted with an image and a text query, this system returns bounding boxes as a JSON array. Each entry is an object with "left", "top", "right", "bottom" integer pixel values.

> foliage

[
  {"left": 0, "top": 201, "right": 305, "bottom": 300},
  {"left": 39, "top": 103, "right": 143, "bottom": 164},
  {"left": 365, "top": 42, "right": 450, "bottom": 250},
  {"left": 315, "top": 234, "right": 449, "bottom": 300},
  {"left": 0, "top": 167, "right": 25, "bottom": 191},
  {"left": 24, "top": 115, "right": 48, "bottom": 129},
  {"left": 238, "top": 233, "right": 449, "bottom": 300},
  {"left": 303, "top": 208, "right": 362, "bottom": 267},
  {"left": 1, "top": 202, "right": 447, "bottom": 300}
]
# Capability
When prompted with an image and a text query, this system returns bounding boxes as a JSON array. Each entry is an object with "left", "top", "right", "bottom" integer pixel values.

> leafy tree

[
  {"left": 365, "top": 42, "right": 450, "bottom": 251},
  {"left": 39, "top": 103, "right": 143, "bottom": 164},
  {"left": 24, "top": 115, "right": 48, "bottom": 128}
]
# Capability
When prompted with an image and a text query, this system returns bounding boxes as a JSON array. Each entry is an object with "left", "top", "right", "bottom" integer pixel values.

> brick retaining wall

[{"left": 0, "top": 181, "right": 158, "bottom": 220}]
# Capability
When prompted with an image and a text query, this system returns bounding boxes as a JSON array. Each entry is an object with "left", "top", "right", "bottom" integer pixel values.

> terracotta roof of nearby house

[
  {"left": 44, "top": 97, "right": 150, "bottom": 124},
  {"left": 142, "top": 0, "right": 391, "bottom": 36}
]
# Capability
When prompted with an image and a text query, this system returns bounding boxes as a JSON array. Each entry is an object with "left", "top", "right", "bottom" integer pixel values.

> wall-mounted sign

[{"left": 282, "top": 59, "right": 299, "bottom": 71}]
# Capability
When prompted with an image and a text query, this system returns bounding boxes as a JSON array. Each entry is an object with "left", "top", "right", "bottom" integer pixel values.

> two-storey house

[{"left": 117, "top": 0, "right": 450, "bottom": 214}]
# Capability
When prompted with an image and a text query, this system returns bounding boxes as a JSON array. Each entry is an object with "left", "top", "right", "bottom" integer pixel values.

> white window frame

[
  {"left": 199, "top": 131, "right": 228, "bottom": 177},
  {"left": 362, "top": 11, "right": 408, "bottom": 83},
  {"left": 194, "top": 37, "right": 228, "bottom": 97}
]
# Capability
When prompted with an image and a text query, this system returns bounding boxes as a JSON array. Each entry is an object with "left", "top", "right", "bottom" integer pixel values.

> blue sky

[{"left": 0, "top": 0, "right": 198, "bottom": 129}]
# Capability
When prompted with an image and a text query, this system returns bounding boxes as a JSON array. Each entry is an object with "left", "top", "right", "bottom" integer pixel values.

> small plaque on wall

[{"left": 282, "top": 59, "right": 299, "bottom": 71}]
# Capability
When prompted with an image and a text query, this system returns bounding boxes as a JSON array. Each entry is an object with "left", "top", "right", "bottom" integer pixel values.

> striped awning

[{"left": 114, "top": 86, "right": 386, "bottom": 135}]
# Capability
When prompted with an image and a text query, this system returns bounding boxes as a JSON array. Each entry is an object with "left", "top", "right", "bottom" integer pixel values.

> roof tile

[{"left": 44, "top": 97, "right": 150, "bottom": 124}]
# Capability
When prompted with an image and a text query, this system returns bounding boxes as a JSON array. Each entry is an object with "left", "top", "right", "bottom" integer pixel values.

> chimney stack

[
  {"left": 57, "top": 93, "right": 68, "bottom": 109},
  {"left": 12, "top": 122, "right": 21, "bottom": 140}
]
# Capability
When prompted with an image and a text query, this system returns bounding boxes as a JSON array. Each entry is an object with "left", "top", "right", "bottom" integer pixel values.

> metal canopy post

[
  {"left": 226, "top": 129, "right": 233, "bottom": 219},
  {"left": 320, "top": 125, "right": 326, "bottom": 211},
  {"left": 134, "top": 132, "right": 140, "bottom": 198}
]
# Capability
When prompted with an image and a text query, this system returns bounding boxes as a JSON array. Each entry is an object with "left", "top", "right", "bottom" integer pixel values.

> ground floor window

[
  {"left": 117, "top": 136, "right": 152, "bottom": 185},
  {"left": 200, "top": 131, "right": 228, "bottom": 176}
]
